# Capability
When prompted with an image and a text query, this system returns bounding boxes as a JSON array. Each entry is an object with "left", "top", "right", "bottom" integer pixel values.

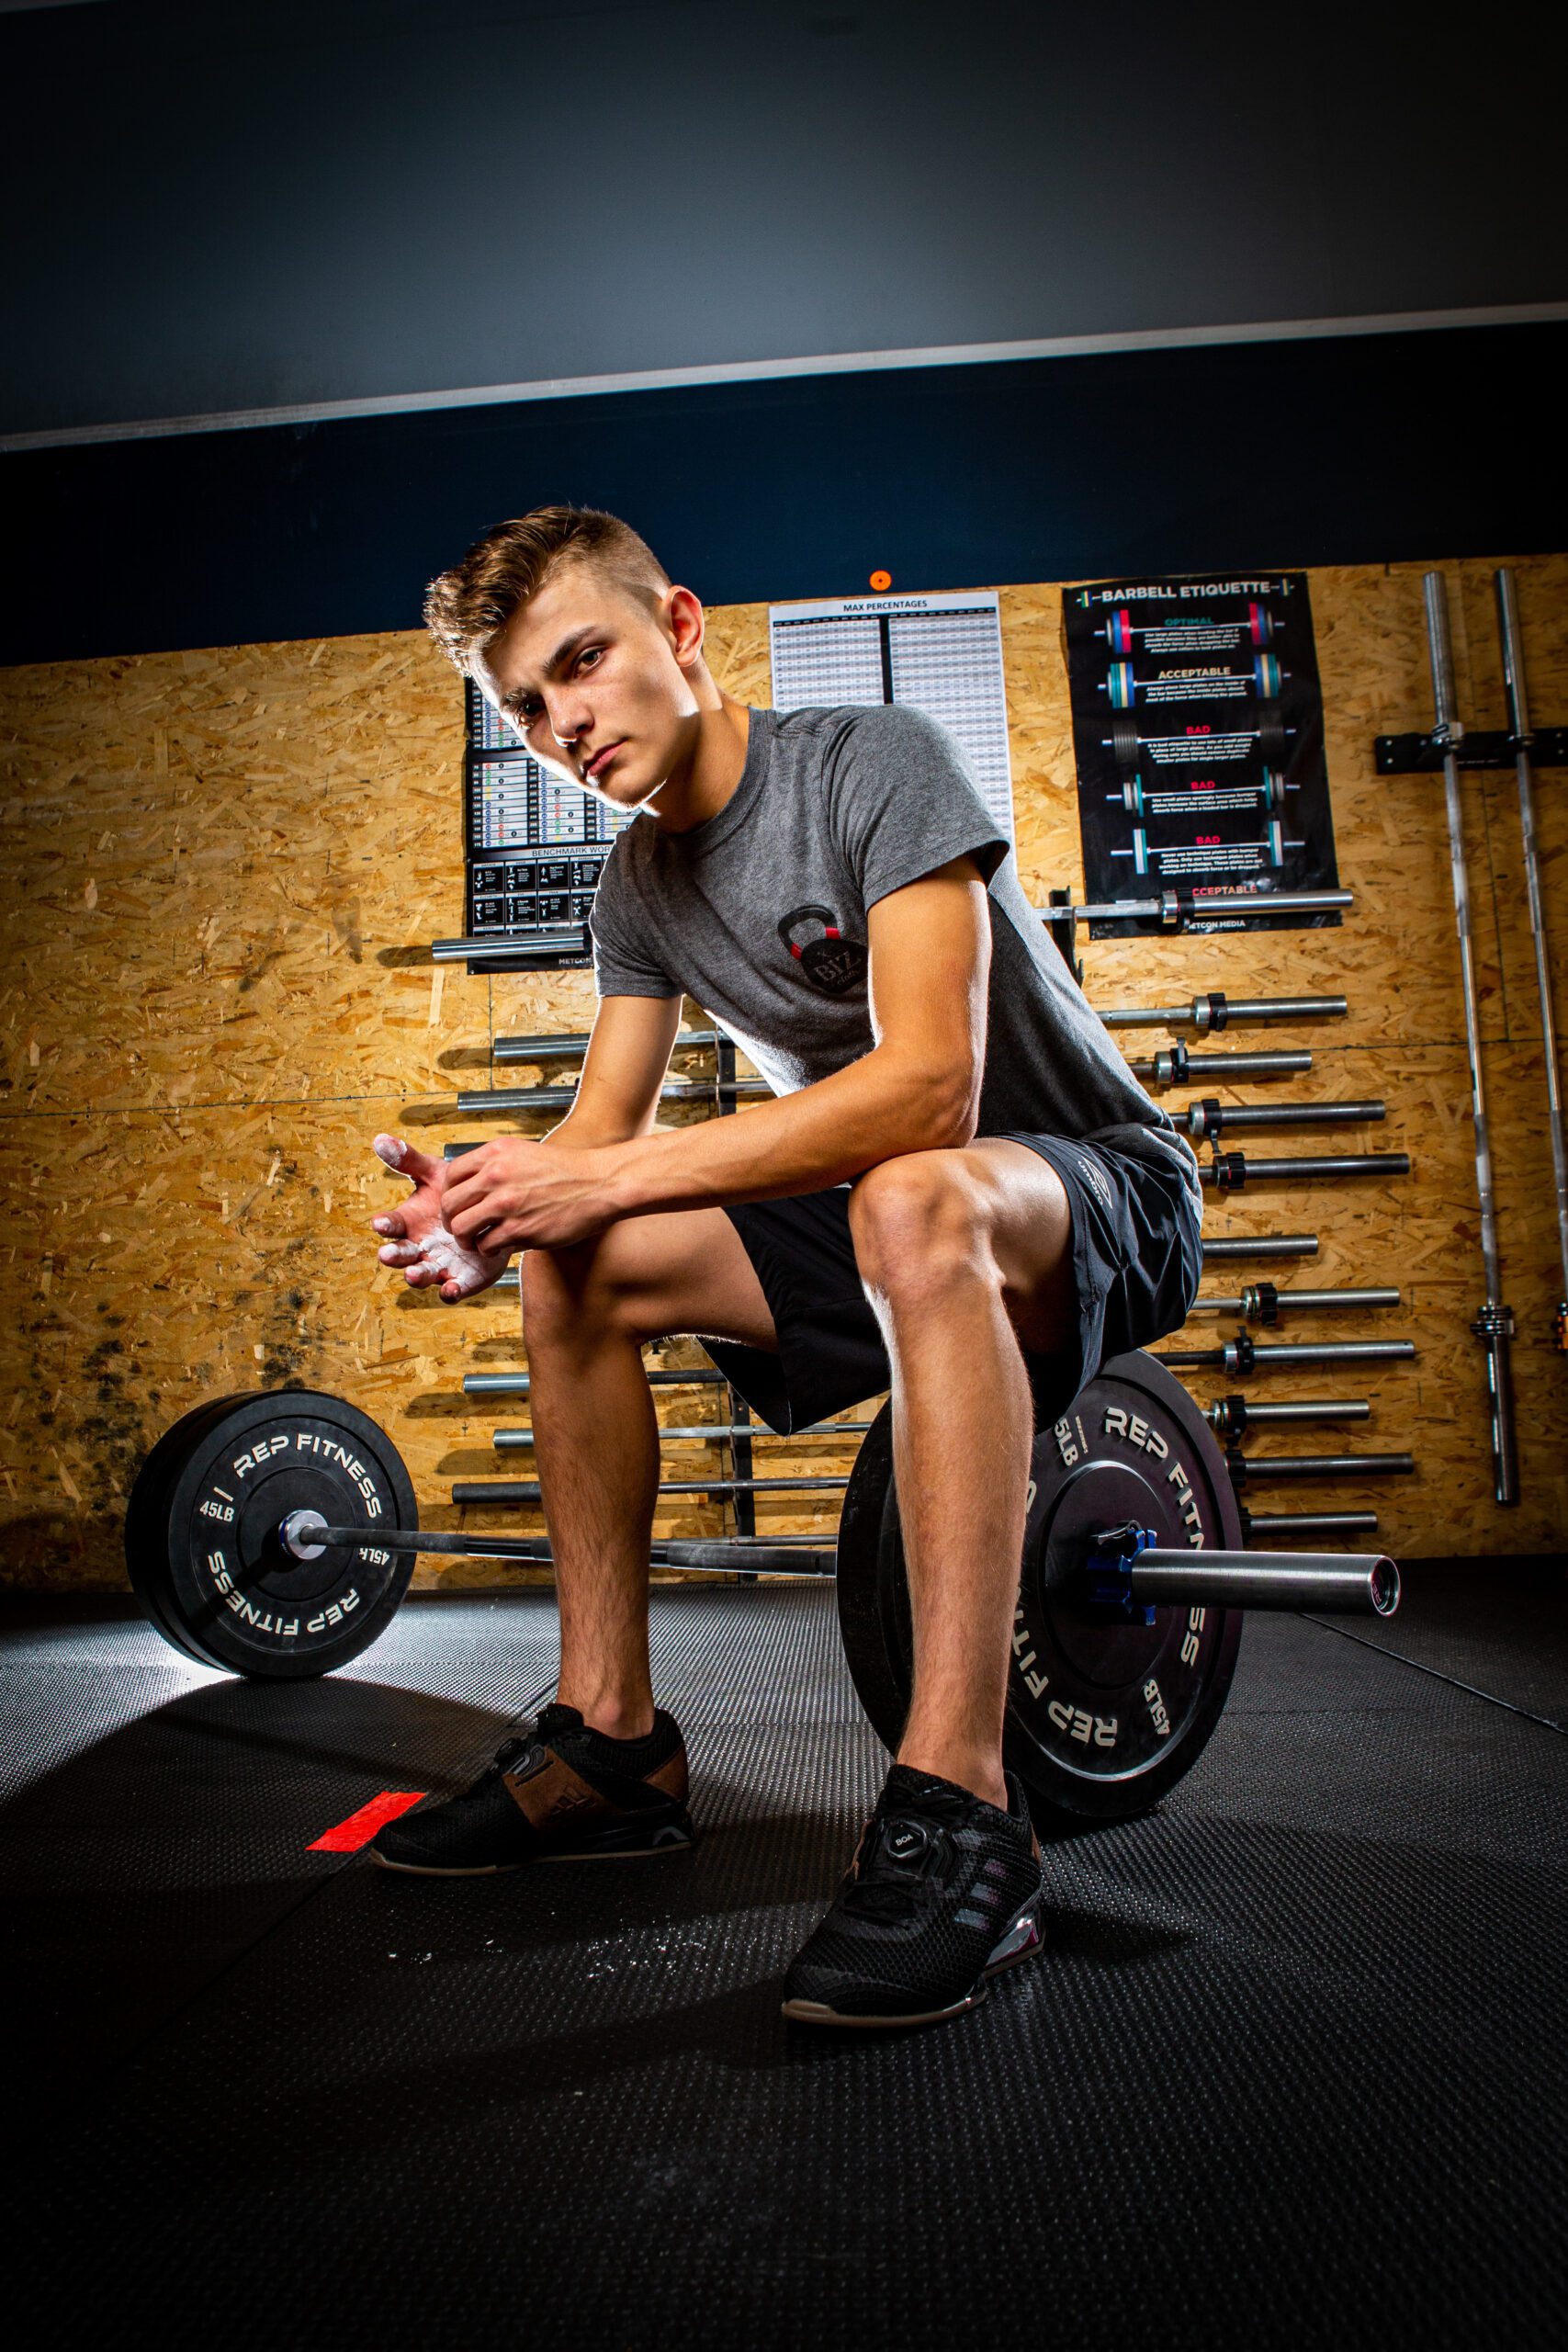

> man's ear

[{"left": 665, "top": 583, "right": 706, "bottom": 669}]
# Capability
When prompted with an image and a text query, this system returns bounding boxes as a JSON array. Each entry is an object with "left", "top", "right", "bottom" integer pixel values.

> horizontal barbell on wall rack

[
  {"left": 1159, "top": 1334, "right": 1416, "bottom": 1374},
  {"left": 1182, "top": 1097, "right": 1383, "bottom": 1141},
  {"left": 1204, "top": 1395, "right": 1368, "bottom": 1434},
  {"left": 463, "top": 1367, "right": 733, "bottom": 1395},
  {"left": 491, "top": 993, "right": 1348, "bottom": 1065},
  {"left": 493, "top": 1027, "right": 723, "bottom": 1064},
  {"left": 1188, "top": 1284, "right": 1399, "bottom": 1322},
  {"left": 1225, "top": 1451, "right": 1414, "bottom": 1487},
  {"left": 1239, "top": 1508, "right": 1379, "bottom": 1540},
  {"left": 1103, "top": 991, "right": 1348, "bottom": 1033},
  {"left": 1200, "top": 1233, "right": 1317, "bottom": 1261},
  {"left": 1041, "top": 892, "right": 1353, "bottom": 985},
  {"left": 1201, "top": 1149, "right": 1409, "bottom": 1190},
  {"left": 431, "top": 930, "right": 587, "bottom": 966},
  {"left": 456, "top": 1077, "right": 773, "bottom": 1116},
  {"left": 1129, "top": 1046, "right": 1313, "bottom": 1085}
]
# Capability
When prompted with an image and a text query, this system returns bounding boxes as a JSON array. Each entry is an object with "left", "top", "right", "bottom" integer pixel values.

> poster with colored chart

[{"left": 1064, "top": 571, "right": 1339, "bottom": 936}]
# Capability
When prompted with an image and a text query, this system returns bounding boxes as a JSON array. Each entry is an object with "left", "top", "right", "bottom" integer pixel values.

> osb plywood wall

[{"left": 2, "top": 554, "right": 1565, "bottom": 1594}]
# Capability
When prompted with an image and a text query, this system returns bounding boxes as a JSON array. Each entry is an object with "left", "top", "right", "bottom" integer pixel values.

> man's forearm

[{"left": 604, "top": 1049, "right": 975, "bottom": 1217}]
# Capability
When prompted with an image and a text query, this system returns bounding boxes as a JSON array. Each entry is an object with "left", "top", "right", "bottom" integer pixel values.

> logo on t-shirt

[{"left": 777, "top": 905, "right": 868, "bottom": 996}]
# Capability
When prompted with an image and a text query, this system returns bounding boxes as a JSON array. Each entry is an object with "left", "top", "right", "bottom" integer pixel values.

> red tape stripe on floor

[{"left": 309, "top": 1791, "right": 427, "bottom": 1851}]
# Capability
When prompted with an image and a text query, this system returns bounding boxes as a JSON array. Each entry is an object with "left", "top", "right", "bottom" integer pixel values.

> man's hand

[
  {"left": 443, "top": 1136, "right": 624, "bottom": 1256},
  {"left": 369, "top": 1135, "right": 510, "bottom": 1303}
]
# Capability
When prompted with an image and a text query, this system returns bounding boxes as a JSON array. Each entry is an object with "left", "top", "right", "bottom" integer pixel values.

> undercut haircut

[{"left": 423, "top": 504, "right": 671, "bottom": 675}]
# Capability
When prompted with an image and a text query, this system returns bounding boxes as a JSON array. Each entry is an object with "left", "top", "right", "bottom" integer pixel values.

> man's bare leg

[
  {"left": 848, "top": 1140, "right": 1077, "bottom": 1810},
  {"left": 519, "top": 1207, "right": 778, "bottom": 1740}
]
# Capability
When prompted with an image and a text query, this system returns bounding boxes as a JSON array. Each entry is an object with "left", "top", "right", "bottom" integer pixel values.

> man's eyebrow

[{"left": 500, "top": 627, "right": 600, "bottom": 712}]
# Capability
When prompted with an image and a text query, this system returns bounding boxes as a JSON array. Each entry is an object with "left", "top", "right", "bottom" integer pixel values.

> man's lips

[{"left": 584, "top": 742, "right": 623, "bottom": 781}]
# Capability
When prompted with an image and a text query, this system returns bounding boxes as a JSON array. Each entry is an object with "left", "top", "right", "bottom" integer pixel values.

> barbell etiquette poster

[{"left": 1064, "top": 572, "right": 1340, "bottom": 936}]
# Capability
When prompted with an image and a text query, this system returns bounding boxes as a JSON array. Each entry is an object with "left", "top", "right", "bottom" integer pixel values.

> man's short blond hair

[{"left": 423, "top": 504, "right": 671, "bottom": 674}]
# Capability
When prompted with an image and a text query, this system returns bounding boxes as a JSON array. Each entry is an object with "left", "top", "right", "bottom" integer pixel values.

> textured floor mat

[
  {"left": 6, "top": 1587, "right": 1567, "bottom": 2347},
  {"left": 1308, "top": 1558, "right": 1568, "bottom": 1728}
]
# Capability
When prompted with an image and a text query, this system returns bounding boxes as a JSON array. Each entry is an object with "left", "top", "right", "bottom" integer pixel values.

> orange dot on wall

[{"left": 869, "top": 570, "right": 892, "bottom": 591}]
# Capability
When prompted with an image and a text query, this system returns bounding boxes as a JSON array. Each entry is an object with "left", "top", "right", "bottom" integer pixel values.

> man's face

[{"left": 471, "top": 559, "right": 704, "bottom": 814}]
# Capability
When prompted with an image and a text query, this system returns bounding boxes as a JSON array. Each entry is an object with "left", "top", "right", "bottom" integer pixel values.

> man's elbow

[{"left": 908, "top": 1063, "right": 982, "bottom": 1151}]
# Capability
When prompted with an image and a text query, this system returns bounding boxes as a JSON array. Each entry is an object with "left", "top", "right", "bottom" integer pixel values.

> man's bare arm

[
  {"left": 545, "top": 991, "right": 684, "bottom": 1147},
  {"left": 441, "top": 857, "right": 990, "bottom": 1253}
]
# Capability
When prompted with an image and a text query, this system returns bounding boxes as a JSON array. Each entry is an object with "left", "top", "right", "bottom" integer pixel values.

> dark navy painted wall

[
  {"left": 3, "top": 0, "right": 1564, "bottom": 441},
  {"left": 4, "top": 322, "right": 1562, "bottom": 667}
]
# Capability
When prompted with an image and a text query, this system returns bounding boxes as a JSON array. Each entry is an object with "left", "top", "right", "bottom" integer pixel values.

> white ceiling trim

[{"left": 6, "top": 301, "right": 1566, "bottom": 454}]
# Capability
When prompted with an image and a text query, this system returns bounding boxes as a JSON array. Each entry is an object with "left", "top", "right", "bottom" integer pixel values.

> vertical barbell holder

[
  {"left": 1424, "top": 571, "right": 1518, "bottom": 1503},
  {"left": 1495, "top": 567, "right": 1568, "bottom": 1352}
]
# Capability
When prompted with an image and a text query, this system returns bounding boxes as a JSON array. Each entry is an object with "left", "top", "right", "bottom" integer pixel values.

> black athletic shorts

[{"left": 704, "top": 1133, "right": 1203, "bottom": 1435}]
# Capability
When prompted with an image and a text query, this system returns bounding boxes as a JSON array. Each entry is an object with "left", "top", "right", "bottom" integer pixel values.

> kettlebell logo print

[{"left": 777, "top": 904, "right": 868, "bottom": 996}]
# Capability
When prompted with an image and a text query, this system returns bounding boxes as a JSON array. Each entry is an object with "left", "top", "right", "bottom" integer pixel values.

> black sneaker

[
  {"left": 781, "top": 1764, "right": 1044, "bottom": 2028},
  {"left": 371, "top": 1702, "right": 694, "bottom": 1874}
]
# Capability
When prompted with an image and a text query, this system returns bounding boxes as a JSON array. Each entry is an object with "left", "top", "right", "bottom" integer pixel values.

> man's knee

[
  {"left": 847, "top": 1150, "right": 997, "bottom": 1303},
  {"left": 519, "top": 1224, "right": 650, "bottom": 1351}
]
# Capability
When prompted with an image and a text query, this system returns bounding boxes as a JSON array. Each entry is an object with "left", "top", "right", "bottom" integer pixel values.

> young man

[{"left": 367, "top": 505, "right": 1202, "bottom": 2029}]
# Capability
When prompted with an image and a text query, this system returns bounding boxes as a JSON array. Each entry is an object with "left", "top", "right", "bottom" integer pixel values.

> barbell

[{"left": 124, "top": 1351, "right": 1398, "bottom": 1832}]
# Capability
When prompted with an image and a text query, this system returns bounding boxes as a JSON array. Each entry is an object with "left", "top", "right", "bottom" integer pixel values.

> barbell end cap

[
  {"left": 278, "top": 1508, "right": 330, "bottom": 1562},
  {"left": 1370, "top": 1555, "right": 1401, "bottom": 1616}
]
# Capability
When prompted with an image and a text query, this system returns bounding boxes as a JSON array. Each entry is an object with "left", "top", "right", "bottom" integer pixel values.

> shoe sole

[
  {"left": 780, "top": 1909, "right": 1043, "bottom": 2030},
  {"left": 370, "top": 1825, "right": 695, "bottom": 1876}
]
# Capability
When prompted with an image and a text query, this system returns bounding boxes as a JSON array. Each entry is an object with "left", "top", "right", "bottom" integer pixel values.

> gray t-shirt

[{"left": 591, "top": 703, "right": 1197, "bottom": 1195}]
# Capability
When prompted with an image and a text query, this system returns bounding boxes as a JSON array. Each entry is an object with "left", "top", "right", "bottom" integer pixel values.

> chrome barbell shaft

[
  {"left": 279, "top": 1515, "right": 837, "bottom": 1577},
  {"left": 493, "top": 1421, "right": 874, "bottom": 1448},
  {"left": 1127, "top": 1549, "right": 1399, "bottom": 1614}
]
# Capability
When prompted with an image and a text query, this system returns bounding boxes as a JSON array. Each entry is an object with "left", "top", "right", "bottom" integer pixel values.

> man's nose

[{"left": 547, "top": 691, "right": 591, "bottom": 748}]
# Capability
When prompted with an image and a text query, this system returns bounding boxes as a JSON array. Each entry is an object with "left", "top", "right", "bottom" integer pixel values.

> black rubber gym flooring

[{"left": 5, "top": 1569, "right": 1565, "bottom": 2348}]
